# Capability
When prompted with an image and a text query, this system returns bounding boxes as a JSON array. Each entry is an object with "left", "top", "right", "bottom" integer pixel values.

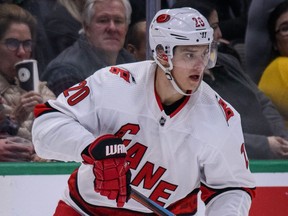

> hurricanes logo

[
  {"left": 216, "top": 95, "right": 234, "bottom": 123},
  {"left": 109, "top": 66, "right": 136, "bottom": 84}
]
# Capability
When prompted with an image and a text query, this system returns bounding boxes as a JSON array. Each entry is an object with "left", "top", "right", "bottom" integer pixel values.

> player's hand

[{"left": 82, "top": 134, "right": 131, "bottom": 207}]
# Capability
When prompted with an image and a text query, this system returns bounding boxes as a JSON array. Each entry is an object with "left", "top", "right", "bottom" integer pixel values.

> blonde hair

[{"left": 58, "top": 0, "right": 86, "bottom": 22}]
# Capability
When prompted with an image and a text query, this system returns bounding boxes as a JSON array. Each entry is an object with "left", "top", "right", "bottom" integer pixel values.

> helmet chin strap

[{"left": 155, "top": 57, "right": 193, "bottom": 96}]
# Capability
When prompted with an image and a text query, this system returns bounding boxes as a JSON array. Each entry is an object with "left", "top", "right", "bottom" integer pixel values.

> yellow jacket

[{"left": 259, "top": 57, "right": 288, "bottom": 127}]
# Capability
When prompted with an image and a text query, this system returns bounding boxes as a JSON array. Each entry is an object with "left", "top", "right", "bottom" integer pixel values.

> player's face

[
  {"left": 171, "top": 45, "right": 209, "bottom": 93},
  {"left": 85, "top": 0, "right": 128, "bottom": 53}
]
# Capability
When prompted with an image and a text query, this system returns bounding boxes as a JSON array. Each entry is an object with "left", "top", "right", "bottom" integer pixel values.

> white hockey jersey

[{"left": 32, "top": 60, "right": 255, "bottom": 215}]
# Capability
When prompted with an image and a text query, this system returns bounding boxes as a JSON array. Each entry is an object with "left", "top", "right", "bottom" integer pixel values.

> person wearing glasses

[
  {"left": 259, "top": 1, "right": 288, "bottom": 129},
  {"left": 41, "top": 0, "right": 135, "bottom": 97},
  {"left": 245, "top": 0, "right": 285, "bottom": 84},
  {"left": 0, "top": 3, "right": 55, "bottom": 161}
]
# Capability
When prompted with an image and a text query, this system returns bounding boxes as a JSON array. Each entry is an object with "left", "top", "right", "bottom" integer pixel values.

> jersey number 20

[{"left": 63, "top": 80, "right": 90, "bottom": 106}]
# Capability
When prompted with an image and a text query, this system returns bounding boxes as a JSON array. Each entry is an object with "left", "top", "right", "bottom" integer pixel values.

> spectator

[
  {"left": 32, "top": 7, "right": 255, "bottom": 215},
  {"left": 259, "top": 1, "right": 288, "bottom": 128},
  {"left": 12, "top": 0, "right": 57, "bottom": 75},
  {"left": 0, "top": 3, "right": 55, "bottom": 161},
  {"left": 128, "top": 0, "right": 170, "bottom": 27},
  {"left": 174, "top": 0, "right": 249, "bottom": 70},
  {"left": 245, "top": 0, "right": 285, "bottom": 84},
  {"left": 213, "top": 0, "right": 250, "bottom": 42},
  {"left": 43, "top": 0, "right": 83, "bottom": 65},
  {"left": 57, "top": 0, "right": 84, "bottom": 22},
  {"left": 172, "top": 0, "right": 288, "bottom": 159},
  {"left": 128, "top": 0, "right": 145, "bottom": 27},
  {"left": 174, "top": 0, "right": 249, "bottom": 42},
  {"left": 0, "top": 96, "right": 32, "bottom": 162},
  {"left": 0, "top": 132, "right": 34, "bottom": 162},
  {"left": 41, "top": 0, "right": 136, "bottom": 96},
  {"left": 124, "top": 20, "right": 147, "bottom": 61}
]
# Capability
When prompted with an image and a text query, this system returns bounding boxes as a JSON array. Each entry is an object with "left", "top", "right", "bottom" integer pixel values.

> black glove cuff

[{"left": 88, "top": 134, "right": 126, "bottom": 160}]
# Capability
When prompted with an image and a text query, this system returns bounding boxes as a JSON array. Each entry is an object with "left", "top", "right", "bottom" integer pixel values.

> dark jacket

[
  {"left": 41, "top": 34, "right": 135, "bottom": 96},
  {"left": 204, "top": 52, "right": 288, "bottom": 159}
]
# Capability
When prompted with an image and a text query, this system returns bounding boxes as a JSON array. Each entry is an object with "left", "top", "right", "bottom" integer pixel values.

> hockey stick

[{"left": 130, "top": 188, "right": 175, "bottom": 216}]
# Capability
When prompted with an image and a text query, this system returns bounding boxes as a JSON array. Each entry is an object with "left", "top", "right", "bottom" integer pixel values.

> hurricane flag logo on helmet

[{"left": 156, "top": 14, "right": 171, "bottom": 23}]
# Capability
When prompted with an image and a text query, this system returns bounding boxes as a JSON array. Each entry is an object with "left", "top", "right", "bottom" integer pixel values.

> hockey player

[{"left": 32, "top": 8, "right": 255, "bottom": 216}]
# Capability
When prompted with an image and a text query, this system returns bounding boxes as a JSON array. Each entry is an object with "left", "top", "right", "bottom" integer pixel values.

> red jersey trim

[
  {"left": 67, "top": 169, "right": 200, "bottom": 215},
  {"left": 154, "top": 86, "right": 191, "bottom": 118},
  {"left": 200, "top": 183, "right": 256, "bottom": 205},
  {"left": 68, "top": 169, "right": 155, "bottom": 215},
  {"left": 34, "top": 102, "right": 57, "bottom": 118},
  {"left": 167, "top": 188, "right": 199, "bottom": 215},
  {"left": 170, "top": 95, "right": 190, "bottom": 118},
  {"left": 155, "top": 87, "right": 164, "bottom": 112}
]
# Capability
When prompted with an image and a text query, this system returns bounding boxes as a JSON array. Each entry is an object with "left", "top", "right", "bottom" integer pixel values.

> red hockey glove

[{"left": 81, "top": 134, "right": 131, "bottom": 207}]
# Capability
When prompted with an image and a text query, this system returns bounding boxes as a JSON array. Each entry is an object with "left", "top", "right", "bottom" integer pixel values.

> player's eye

[{"left": 186, "top": 53, "right": 195, "bottom": 59}]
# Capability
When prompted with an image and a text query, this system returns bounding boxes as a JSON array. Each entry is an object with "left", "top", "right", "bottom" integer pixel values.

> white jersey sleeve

[
  {"left": 197, "top": 86, "right": 255, "bottom": 215},
  {"left": 32, "top": 110, "right": 95, "bottom": 162},
  {"left": 205, "top": 190, "right": 252, "bottom": 216},
  {"left": 32, "top": 66, "right": 115, "bottom": 162},
  {"left": 32, "top": 61, "right": 152, "bottom": 162}
]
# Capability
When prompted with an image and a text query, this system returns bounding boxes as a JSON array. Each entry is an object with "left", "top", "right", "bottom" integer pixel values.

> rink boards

[{"left": 0, "top": 160, "right": 287, "bottom": 216}]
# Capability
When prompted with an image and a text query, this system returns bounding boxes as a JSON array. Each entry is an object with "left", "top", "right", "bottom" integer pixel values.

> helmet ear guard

[
  {"left": 153, "top": 44, "right": 173, "bottom": 72},
  {"left": 155, "top": 44, "right": 169, "bottom": 62}
]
